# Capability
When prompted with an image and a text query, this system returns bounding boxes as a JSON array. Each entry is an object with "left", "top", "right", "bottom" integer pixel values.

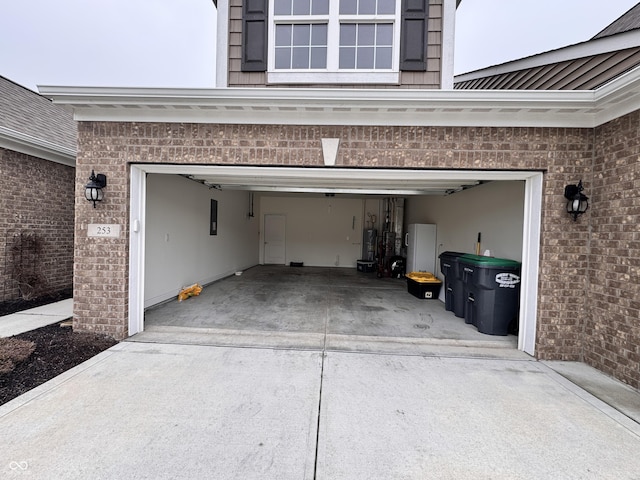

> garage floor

[{"left": 141, "top": 266, "right": 518, "bottom": 353}]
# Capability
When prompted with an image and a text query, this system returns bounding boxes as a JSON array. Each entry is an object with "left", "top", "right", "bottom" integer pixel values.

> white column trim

[
  {"left": 440, "top": 0, "right": 457, "bottom": 89},
  {"left": 518, "top": 172, "right": 543, "bottom": 356},
  {"left": 215, "top": 0, "right": 229, "bottom": 87},
  {"left": 128, "top": 165, "right": 146, "bottom": 336}
]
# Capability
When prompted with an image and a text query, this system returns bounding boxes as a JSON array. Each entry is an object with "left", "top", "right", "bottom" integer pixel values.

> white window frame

[{"left": 267, "top": 0, "right": 401, "bottom": 84}]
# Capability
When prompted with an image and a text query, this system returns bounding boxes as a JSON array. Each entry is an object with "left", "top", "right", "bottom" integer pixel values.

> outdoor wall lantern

[
  {"left": 564, "top": 180, "right": 589, "bottom": 221},
  {"left": 85, "top": 170, "right": 107, "bottom": 208}
]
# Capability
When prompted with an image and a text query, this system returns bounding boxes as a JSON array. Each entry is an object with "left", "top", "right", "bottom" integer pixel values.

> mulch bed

[{"left": 0, "top": 322, "right": 117, "bottom": 406}]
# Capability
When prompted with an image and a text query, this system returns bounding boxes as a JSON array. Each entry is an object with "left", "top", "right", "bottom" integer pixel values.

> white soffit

[{"left": 39, "top": 66, "right": 640, "bottom": 128}]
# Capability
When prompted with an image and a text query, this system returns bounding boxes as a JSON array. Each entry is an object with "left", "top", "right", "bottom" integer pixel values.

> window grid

[
  {"left": 271, "top": 0, "right": 397, "bottom": 73},
  {"left": 275, "top": 0, "right": 329, "bottom": 16},
  {"left": 339, "top": 0, "right": 395, "bottom": 15},
  {"left": 275, "top": 24, "right": 328, "bottom": 69},
  {"left": 339, "top": 23, "right": 393, "bottom": 70}
]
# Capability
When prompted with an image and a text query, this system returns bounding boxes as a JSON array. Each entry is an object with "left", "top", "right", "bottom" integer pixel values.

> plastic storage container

[
  {"left": 439, "top": 251, "right": 466, "bottom": 318},
  {"left": 406, "top": 272, "right": 442, "bottom": 299},
  {"left": 357, "top": 260, "right": 376, "bottom": 272},
  {"left": 459, "top": 255, "right": 521, "bottom": 335}
]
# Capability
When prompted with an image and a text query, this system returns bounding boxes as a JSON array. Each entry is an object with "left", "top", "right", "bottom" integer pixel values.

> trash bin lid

[
  {"left": 439, "top": 251, "right": 466, "bottom": 259},
  {"left": 459, "top": 254, "right": 521, "bottom": 269}
]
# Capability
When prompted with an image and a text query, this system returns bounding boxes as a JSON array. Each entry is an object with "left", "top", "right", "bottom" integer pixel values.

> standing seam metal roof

[
  {"left": 455, "top": 47, "right": 640, "bottom": 91},
  {"left": 455, "top": 2, "right": 640, "bottom": 92}
]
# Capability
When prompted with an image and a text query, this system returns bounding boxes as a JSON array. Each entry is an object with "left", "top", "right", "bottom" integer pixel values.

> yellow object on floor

[
  {"left": 405, "top": 272, "right": 442, "bottom": 284},
  {"left": 178, "top": 283, "right": 203, "bottom": 302}
]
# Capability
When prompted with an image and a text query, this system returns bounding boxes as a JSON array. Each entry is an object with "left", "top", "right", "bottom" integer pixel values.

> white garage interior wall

[
  {"left": 144, "top": 178, "right": 525, "bottom": 308},
  {"left": 256, "top": 182, "right": 524, "bottom": 269},
  {"left": 405, "top": 181, "right": 526, "bottom": 262},
  {"left": 258, "top": 195, "right": 381, "bottom": 267},
  {"left": 405, "top": 181, "right": 526, "bottom": 302},
  {"left": 144, "top": 174, "right": 260, "bottom": 308}
]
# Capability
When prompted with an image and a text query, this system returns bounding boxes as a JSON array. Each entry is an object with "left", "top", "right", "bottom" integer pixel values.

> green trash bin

[{"left": 459, "top": 254, "right": 521, "bottom": 335}]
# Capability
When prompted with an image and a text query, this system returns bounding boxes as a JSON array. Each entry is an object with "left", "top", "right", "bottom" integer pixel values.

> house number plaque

[{"left": 88, "top": 224, "right": 121, "bottom": 238}]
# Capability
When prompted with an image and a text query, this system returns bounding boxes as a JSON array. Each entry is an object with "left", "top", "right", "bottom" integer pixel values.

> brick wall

[
  {"left": 227, "top": 0, "right": 443, "bottom": 88},
  {"left": 587, "top": 111, "right": 640, "bottom": 389},
  {"left": 75, "top": 122, "right": 595, "bottom": 366},
  {"left": 0, "top": 148, "right": 75, "bottom": 302},
  {"left": 73, "top": 126, "right": 130, "bottom": 338}
]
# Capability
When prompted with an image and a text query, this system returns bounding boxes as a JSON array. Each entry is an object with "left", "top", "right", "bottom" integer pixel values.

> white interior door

[{"left": 264, "top": 214, "right": 286, "bottom": 264}]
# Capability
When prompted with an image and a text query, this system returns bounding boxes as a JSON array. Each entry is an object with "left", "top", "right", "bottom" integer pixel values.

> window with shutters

[{"left": 267, "top": 0, "right": 403, "bottom": 84}]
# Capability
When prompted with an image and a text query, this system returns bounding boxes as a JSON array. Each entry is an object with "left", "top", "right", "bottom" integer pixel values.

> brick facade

[
  {"left": 75, "top": 121, "right": 598, "bottom": 363},
  {"left": 586, "top": 112, "right": 640, "bottom": 389},
  {"left": 74, "top": 117, "right": 640, "bottom": 389},
  {"left": 0, "top": 148, "right": 75, "bottom": 302}
]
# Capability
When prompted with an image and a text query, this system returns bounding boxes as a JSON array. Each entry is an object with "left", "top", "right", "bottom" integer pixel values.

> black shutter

[
  {"left": 399, "top": 0, "right": 428, "bottom": 71},
  {"left": 241, "top": 0, "right": 268, "bottom": 72}
]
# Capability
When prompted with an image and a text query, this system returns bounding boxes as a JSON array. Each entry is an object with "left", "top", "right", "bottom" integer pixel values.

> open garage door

[{"left": 129, "top": 166, "right": 542, "bottom": 355}]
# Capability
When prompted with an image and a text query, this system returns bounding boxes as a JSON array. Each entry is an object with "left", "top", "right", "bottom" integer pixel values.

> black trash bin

[
  {"left": 459, "top": 254, "right": 521, "bottom": 335},
  {"left": 439, "top": 251, "right": 466, "bottom": 318}
]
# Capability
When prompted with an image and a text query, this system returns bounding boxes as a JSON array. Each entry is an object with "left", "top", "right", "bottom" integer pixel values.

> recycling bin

[
  {"left": 439, "top": 251, "right": 466, "bottom": 318},
  {"left": 459, "top": 254, "right": 521, "bottom": 335}
]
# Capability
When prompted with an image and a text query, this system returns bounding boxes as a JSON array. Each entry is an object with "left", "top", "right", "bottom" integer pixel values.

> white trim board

[
  {"left": 128, "top": 164, "right": 542, "bottom": 356},
  {"left": 39, "top": 65, "right": 640, "bottom": 128},
  {"left": 39, "top": 84, "right": 602, "bottom": 128}
]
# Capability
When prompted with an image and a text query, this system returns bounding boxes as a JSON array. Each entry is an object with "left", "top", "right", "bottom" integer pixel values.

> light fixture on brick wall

[
  {"left": 564, "top": 180, "right": 589, "bottom": 221},
  {"left": 85, "top": 170, "right": 107, "bottom": 208}
]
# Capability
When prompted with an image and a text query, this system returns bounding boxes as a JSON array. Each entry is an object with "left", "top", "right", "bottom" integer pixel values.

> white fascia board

[
  {"left": 456, "top": 29, "right": 640, "bottom": 82},
  {"left": 39, "top": 85, "right": 601, "bottom": 128},
  {"left": 64, "top": 107, "right": 598, "bottom": 128},
  {"left": 38, "top": 84, "right": 593, "bottom": 104},
  {"left": 0, "top": 126, "right": 76, "bottom": 167},
  {"left": 592, "top": 64, "right": 640, "bottom": 125}
]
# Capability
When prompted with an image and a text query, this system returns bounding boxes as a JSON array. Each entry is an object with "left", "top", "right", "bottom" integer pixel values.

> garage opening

[{"left": 128, "top": 166, "right": 542, "bottom": 355}]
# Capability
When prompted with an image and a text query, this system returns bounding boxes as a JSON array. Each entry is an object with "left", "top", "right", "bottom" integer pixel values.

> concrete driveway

[{"left": 2, "top": 341, "right": 640, "bottom": 479}]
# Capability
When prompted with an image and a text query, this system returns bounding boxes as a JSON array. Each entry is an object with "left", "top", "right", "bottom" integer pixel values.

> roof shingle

[
  {"left": 592, "top": 2, "right": 640, "bottom": 39},
  {"left": 0, "top": 75, "right": 76, "bottom": 152}
]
